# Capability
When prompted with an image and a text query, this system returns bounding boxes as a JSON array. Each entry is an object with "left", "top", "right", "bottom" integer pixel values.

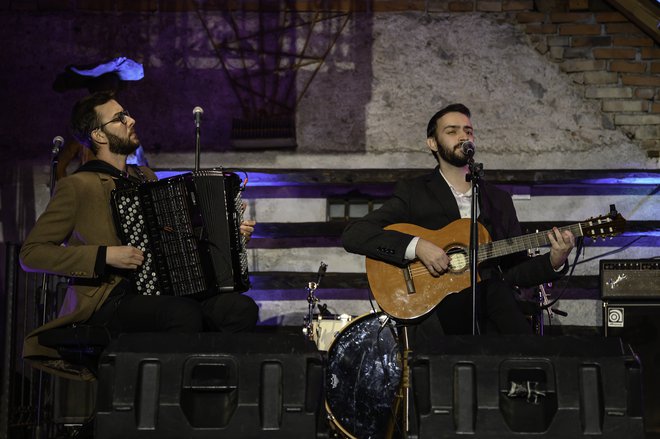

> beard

[
  {"left": 105, "top": 130, "right": 140, "bottom": 156},
  {"left": 437, "top": 139, "right": 469, "bottom": 167}
]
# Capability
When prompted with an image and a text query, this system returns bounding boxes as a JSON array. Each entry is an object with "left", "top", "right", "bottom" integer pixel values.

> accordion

[{"left": 111, "top": 169, "right": 250, "bottom": 298}]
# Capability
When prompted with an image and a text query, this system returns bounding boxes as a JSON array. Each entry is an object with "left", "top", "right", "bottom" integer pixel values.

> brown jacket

[{"left": 20, "top": 166, "right": 156, "bottom": 380}]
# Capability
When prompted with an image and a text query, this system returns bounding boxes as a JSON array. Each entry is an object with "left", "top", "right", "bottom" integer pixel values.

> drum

[
  {"left": 311, "top": 313, "right": 353, "bottom": 351},
  {"left": 325, "top": 312, "right": 403, "bottom": 439}
]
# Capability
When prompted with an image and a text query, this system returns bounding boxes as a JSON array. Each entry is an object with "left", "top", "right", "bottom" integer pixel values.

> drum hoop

[
  {"left": 324, "top": 400, "right": 357, "bottom": 439},
  {"left": 313, "top": 313, "right": 353, "bottom": 321},
  {"left": 324, "top": 311, "right": 379, "bottom": 353}
]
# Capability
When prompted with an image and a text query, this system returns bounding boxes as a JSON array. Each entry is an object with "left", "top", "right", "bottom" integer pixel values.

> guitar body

[{"left": 366, "top": 219, "right": 492, "bottom": 321}]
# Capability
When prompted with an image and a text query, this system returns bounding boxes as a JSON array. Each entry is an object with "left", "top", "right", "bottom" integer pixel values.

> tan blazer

[{"left": 20, "top": 167, "right": 156, "bottom": 380}]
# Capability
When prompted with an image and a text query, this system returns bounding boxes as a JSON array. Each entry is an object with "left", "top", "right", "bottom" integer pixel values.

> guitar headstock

[{"left": 581, "top": 205, "right": 627, "bottom": 239}]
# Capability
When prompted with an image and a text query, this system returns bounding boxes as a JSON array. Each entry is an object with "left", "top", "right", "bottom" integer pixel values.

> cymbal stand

[
  {"left": 385, "top": 318, "right": 411, "bottom": 439},
  {"left": 528, "top": 244, "right": 566, "bottom": 335},
  {"left": 302, "top": 262, "right": 327, "bottom": 342},
  {"left": 400, "top": 325, "right": 411, "bottom": 438}
]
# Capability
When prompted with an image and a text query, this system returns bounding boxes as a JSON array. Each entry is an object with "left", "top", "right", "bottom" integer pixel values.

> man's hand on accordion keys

[
  {"left": 240, "top": 219, "right": 256, "bottom": 244},
  {"left": 107, "top": 245, "right": 145, "bottom": 270}
]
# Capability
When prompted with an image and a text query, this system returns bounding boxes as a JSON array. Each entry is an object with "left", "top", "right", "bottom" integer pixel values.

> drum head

[
  {"left": 312, "top": 314, "right": 353, "bottom": 351},
  {"left": 325, "top": 313, "right": 402, "bottom": 439}
]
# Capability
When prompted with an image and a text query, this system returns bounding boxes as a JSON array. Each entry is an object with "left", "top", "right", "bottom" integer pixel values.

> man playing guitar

[{"left": 342, "top": 103, "right": 576, "bottom": 336}]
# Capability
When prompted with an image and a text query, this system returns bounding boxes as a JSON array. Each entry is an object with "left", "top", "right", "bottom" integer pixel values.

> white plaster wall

[{"left": 295, "top": 12, "right": 657, "bottom": 170}]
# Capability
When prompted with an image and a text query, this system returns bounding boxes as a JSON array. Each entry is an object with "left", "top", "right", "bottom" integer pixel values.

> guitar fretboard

[{"left": 478, "top": 224, "right": 584, "bottom": 262}]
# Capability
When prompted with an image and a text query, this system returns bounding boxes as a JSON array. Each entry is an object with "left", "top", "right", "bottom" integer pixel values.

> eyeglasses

[{"left": 94, "top": 110, "right": 130, "bottom": 131}]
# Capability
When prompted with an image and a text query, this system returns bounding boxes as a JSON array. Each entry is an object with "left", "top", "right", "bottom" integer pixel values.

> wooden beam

[
  {"left": 220, "top": 168, "right": 660, "bottom": 186},
  {"left": 247, "top": 271, "right": 605, "bottom": 300},
  {"left": 606, "top": 0, "right": 660, "bottom": 45},
  {"left": 248, "top": 221, "right": 659, "bottom": 248}
]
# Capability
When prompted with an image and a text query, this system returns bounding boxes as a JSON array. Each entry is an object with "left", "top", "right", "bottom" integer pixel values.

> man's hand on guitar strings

[
  {"left": 415, "top": 238, "right": 450, "bottom": 277},
  {"left": 548, "top": 227, "right": 575, "bottom": 270}
]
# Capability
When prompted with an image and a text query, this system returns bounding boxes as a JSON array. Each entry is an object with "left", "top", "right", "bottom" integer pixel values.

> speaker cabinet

[
  {"left": 95, "top": 333, "right": 323, "bottom": 438},
  {"left": 410, "top": 335, "right": 644, "bottom": 438},
  {"left": 604, "top": 301, "right": 660, "bottom": 436}
]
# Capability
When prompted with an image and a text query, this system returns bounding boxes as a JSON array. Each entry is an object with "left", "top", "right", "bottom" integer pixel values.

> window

[{"left": 327, "top": 198, "right": 384, "bottom": 221}]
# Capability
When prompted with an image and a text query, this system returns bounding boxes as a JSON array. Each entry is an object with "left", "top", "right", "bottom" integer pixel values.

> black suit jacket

[{"left": 342, "top": 166, "right": 565, "bottom": 288}]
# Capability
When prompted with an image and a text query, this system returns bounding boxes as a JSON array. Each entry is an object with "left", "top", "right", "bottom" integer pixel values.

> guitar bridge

[{"left": 403, "top": 266, "right": 416, "bottom": 294}]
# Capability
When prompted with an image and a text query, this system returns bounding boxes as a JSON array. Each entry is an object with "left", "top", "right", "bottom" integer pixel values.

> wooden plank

[
  {"left": 241, "top": 182, "right": 659, "bottom": 198},
  {"left": 247, "top": 221, "right": 659, "bottom": 248},
  {"left": 156, "top": 168, "right": 660, "bottom": 197},
  {"left": 158, "top": 167, "right": 660, "bottom": 186},
  {"left": 246, "top": 271, "right": 605, "bottom": 300},
  {"left": 607, "top": 0, "right": 660, "bottom": 45}
]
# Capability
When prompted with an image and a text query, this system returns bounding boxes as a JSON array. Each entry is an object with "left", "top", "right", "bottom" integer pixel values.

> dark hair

[
  {"left": 426, "top": 103, "right": 471, "bottom": 139},
  {"left": 70, "top": 91, "right": 116, "bottom": 154}
]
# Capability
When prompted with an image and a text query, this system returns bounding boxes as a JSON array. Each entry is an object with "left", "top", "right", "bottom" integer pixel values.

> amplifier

[{"left": 600, "top": 259, "right": 660, "bottom": 300}]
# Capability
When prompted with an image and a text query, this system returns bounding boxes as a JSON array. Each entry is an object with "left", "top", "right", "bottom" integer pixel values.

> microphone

[
  {"left": 193, "top": 106, "right": 203, "bottom": 128},
  {"left": 52, "top": 136, "right": 64, "bottom": 155},
  {"left": 316, "top": 262, "right": 327, "bottom": 286},
  {"left": 461, "top": 141, "right": 475, "bottom": 157}
]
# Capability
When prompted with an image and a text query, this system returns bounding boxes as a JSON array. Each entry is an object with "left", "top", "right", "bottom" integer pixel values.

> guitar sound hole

[{"left": 447, "top": 247, "right": 469, "bottom": 273}]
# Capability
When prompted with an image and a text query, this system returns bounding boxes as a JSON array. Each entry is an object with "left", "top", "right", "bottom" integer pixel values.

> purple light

[
  {"left": 585, "top": 177, "right": 660, "bottom": 185},
  {"left": 154, "top": 170, "right": 302, "bottom": 187}
]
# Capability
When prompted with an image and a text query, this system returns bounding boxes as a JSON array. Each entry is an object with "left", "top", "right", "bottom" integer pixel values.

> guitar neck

[{"left": 478, "top": 223, "right": 583, "bottom": 263}]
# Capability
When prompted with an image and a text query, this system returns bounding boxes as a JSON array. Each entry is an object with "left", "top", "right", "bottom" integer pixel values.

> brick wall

[
  {"left": 516, "top": 5, "right": 660, "bottom": 157},
  {"left": 379, "top": 0, "right": 660, "bottom": 157}
]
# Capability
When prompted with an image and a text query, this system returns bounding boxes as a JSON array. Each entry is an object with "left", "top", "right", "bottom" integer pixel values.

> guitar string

[
  {"left": 407, "top": 224, "right": 589, "bottom": 278},
  {"left": 406, "top": 218, "right": 619, "bottom": 278},
  {"left": 480, "top": 224, "right": 584, "bottom": 261}
]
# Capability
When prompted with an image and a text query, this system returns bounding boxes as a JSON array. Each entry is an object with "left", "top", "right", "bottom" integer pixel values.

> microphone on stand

[
  {"left": 50, "top": 136, "right": 64, "bottom": 196},
  {"left": 315, "top": 262, "right": 330, "bottom": 316},
  {"left": 193, "top": 107, "right": 204, "bottom": 171},
  {"left": 461, "top": 140, "right": 475, "bottom": 157},
  {"left": 52, "top": 136, "right": 64, "bottom": 156},
  {"left": 316, "top": 262, "right": 328, "bottom": 287},
  {"left": 193, "top": 106, "right": 204, "bottom": 128}
]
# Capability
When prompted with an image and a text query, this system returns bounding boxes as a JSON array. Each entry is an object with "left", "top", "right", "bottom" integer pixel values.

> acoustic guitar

[{"left": 365, "top": 210, "right": 626, "bottom": 320}]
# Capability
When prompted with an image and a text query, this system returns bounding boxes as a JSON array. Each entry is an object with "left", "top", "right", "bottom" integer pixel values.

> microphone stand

[
  {"left": 41, "top": 142, "right": 60, "bottom": 318},
  {"left": 194, "top": 117, "right": 201, "bottom": 172},
  {"left": 36, "top": 139, "right": 61, "bottom": 436},
  {"left": 41, "top": 140, "right": 61, "bottom": 318},
  {"left": 465, "top": 157, "right": 484, "bottom": 335}
]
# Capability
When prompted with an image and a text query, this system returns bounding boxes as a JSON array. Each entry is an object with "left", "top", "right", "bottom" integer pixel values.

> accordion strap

[{"left": 75, "top": 159, "right": 148, "bottom": 186}]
